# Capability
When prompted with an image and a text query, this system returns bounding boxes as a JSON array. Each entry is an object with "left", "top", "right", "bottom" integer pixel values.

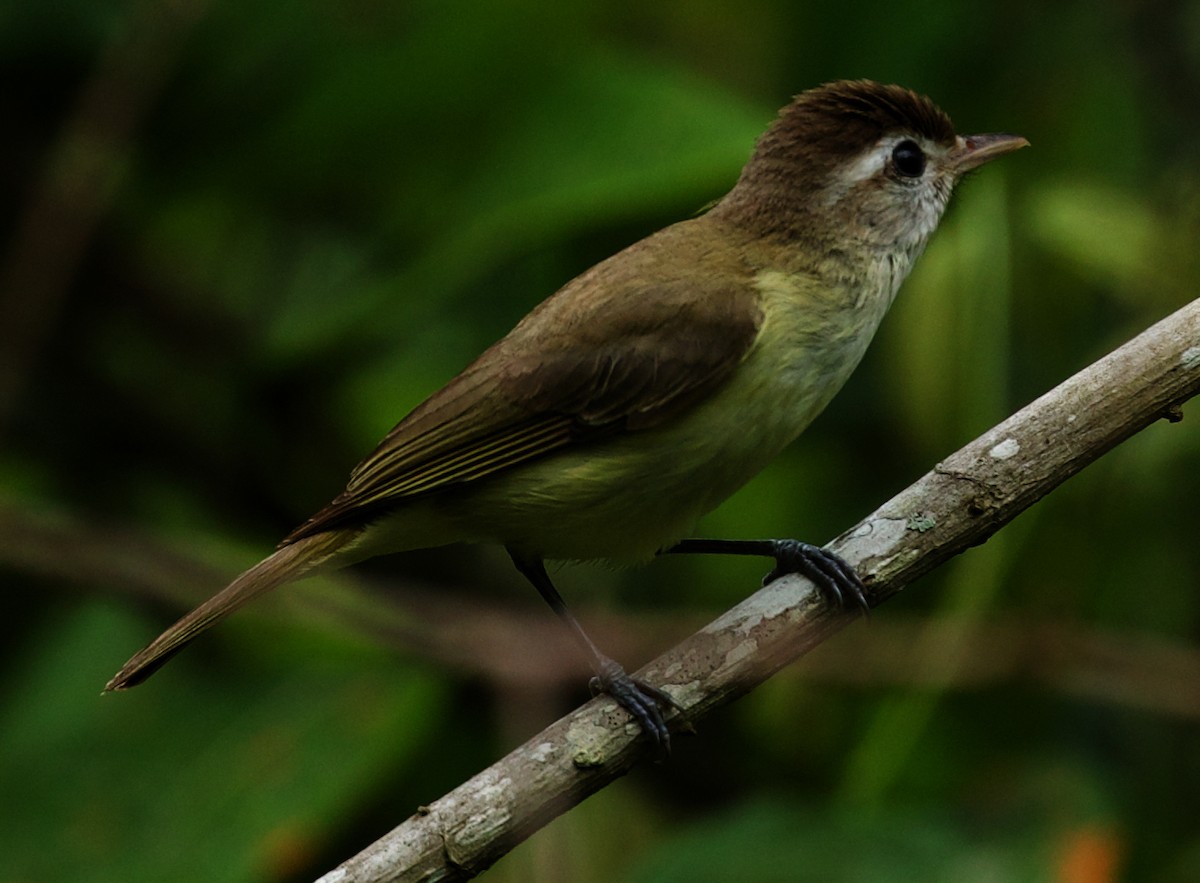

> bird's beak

[{"left": 949, "top": 132, "right": 1030, "bottom": 174}]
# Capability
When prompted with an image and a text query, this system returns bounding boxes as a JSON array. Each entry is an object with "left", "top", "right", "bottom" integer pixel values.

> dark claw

[
  {"left": 763, "top": 540, "right": 870, "bottom": 615},
  {"left": 590, "top": 657, "right": 688, "bottom": 758}
]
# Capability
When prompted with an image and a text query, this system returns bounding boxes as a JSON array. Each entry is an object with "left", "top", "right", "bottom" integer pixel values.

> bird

[{"left": 106, "top": 80, "right": 1027, "bottom": 754}]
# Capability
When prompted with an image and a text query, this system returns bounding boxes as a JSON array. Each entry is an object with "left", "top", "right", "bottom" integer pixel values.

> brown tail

[{"left": 104, "top": 530, "right": 351, "bottom": 692}]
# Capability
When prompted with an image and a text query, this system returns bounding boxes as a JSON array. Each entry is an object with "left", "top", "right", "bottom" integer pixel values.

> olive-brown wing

[{"left": 282, "top": 233, "right": 762, "bottom": 543}]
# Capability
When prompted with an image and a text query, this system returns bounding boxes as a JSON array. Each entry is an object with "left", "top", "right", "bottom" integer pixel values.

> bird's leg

[
  {"left": 662, "top": 538, "right": 870, "bottom": 614},
  {"left": 507, "top": 549, "right": 683, "bottom": 755}
]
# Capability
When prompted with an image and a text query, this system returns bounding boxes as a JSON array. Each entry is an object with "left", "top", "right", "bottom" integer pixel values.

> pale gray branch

[{"left": 317, "top": 296, "right": 1200, "bottom": 883}]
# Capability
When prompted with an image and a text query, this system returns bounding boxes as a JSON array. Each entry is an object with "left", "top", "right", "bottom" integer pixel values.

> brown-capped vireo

[{"left": 107, "top": 80, "right": 1027, "bottom": 753}]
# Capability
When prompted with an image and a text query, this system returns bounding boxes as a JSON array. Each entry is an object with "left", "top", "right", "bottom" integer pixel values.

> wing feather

[{"left": 282, "top": 220, "right": 762, "bottom": 544}]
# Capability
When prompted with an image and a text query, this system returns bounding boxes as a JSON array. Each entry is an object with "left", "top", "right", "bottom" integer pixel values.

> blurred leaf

[
  {"left": 623, "top": 798, "right": 1056, "bottom": 883},
  {"left": 1024, "top": 182, "right": 1158, "bottom": 299},
  {"left": 0, "top": 602, "right": 445, "bottom": 883}
]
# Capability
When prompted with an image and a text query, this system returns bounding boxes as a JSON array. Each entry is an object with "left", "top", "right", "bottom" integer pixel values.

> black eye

[{"left": 891, "top": 139, "right": 926, "bottom": 178}]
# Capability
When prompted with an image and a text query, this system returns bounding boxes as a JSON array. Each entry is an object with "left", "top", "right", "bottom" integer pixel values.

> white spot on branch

[{"left": 989, "top": 438, "right": 1020, "bottom": 460}]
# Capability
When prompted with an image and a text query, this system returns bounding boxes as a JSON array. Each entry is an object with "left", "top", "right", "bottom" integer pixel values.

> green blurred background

[{"left": 2, "top": 1, "right": 1198, "bottom": 880}]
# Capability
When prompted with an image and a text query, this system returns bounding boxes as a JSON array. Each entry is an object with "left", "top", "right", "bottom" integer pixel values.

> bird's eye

[{"left": 891, "top": 140, "right": 926, "bottom": 178}]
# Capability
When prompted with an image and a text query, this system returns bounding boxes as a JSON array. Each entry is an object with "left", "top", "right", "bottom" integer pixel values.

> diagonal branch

[{"left": 319, "top": 297, "right": 1200, "bottom": 883}]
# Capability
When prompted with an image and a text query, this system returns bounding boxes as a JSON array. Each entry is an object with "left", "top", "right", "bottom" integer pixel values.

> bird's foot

[
  {"left": 763, "top": 539, "right": 870, "bottom": 615},
  {"left": 589, "top": 656, "right": 688, "bottom": 758}
]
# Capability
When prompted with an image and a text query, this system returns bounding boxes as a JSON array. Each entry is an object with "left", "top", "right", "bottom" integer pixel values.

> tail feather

[{"left": 104, "top": 530, "right": 350, "bottom": 692}]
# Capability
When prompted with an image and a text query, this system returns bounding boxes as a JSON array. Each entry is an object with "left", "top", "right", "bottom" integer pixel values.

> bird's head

[{"left": 713, "top": 80, "right": 1028, "bottom": 258}]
